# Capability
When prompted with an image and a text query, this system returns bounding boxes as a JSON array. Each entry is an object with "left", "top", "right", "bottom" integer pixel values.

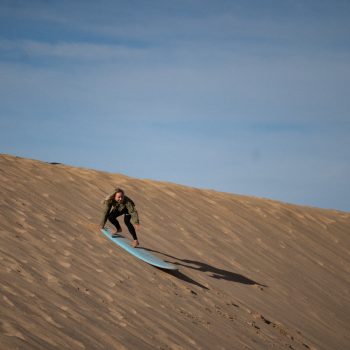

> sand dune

[{"left": 1, "top": 154, "right": 349, "bottom": 349}]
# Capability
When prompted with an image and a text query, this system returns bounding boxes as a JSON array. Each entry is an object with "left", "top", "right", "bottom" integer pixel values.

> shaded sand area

[{"left": 1, "top": 154, "right": 349, "bottom": 349}]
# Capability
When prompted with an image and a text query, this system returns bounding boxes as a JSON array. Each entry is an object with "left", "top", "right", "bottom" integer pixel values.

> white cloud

[{"left": 0, "top": 39, "right": 146, "bottom": 61}]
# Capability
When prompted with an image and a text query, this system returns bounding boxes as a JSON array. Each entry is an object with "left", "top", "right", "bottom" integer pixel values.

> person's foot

[
  {"left": 132, "top": 239, "right": 139, "bottom": 248},
  {"left": 111, "top": 228, "right": 122, "bottom": 237}
]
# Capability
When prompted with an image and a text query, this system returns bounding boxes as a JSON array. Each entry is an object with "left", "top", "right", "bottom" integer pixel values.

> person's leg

[
  {"left": 108, "top": 210, "right": 122, "bottom": 232},
  {"left": 124, "top": 214, "right": 138, "bottom": 241}
]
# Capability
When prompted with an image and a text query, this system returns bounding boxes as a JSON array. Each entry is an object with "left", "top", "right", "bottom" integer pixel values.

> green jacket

[{"left": 101, "top": 195, "right": 140, "bottom": 227}]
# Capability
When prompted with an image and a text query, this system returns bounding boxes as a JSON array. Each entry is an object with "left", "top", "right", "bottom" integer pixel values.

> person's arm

[
  {"left": 126, "top": 199, "right": 140, "bottom": 225},
  {"left": 100, "top": 200, "right": 112, "bottom": 228}
]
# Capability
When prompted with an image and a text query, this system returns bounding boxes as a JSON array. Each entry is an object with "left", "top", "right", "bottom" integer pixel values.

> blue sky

[{"left": 1, "top": 0, "right": 349, "bottom": 211}]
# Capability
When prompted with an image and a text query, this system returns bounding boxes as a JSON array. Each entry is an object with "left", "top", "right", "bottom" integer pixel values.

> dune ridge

[{"left": 1, "top": 154, "right": 349, "bottom": 349}]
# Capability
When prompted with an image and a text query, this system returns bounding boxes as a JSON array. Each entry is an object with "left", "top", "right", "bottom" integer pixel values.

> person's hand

[{"left": 135, "top": 224, "right": 141, "bottom": 230}]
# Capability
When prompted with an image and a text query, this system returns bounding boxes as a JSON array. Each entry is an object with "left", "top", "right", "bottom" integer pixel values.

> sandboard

[{"left": 101, "top": 228, "right": 178, "bottom": 270}]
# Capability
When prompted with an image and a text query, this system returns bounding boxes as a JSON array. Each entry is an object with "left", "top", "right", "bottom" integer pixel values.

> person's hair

[
  {"left": 114, "top": 187, "right": 124, "bottom": 195},
  {"left": 102, "top": 187, "right": 125, "bottom": 204}
]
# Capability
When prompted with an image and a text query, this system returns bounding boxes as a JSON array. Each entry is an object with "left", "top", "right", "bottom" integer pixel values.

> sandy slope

[{"left": 0, "top": 154, "right": 349, "bottom": 350}]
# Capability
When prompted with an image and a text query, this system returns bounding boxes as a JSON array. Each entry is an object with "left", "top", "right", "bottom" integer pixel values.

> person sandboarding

[{"left": 100, "top": 188, "right": 140, "bottom": 248}]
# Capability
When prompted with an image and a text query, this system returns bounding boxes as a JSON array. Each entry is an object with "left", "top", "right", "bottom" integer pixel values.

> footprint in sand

[
  {"left": 33, "top": 212, "right": 52, "bottom": 222},
  {"left": 62, "top": 250, "right": 71, "bottom": 257},
  {"left": 1, "top": 321, "right": 26, "bottom": 341},
  {"left": 58, "top": 260, "right": 71, "bottom": 269},
  {"left": 44, "top": 272, "right": 60, "bottom": 284},
  {"left": 3, "top": 295, "right": 15, "bottom": 307}
]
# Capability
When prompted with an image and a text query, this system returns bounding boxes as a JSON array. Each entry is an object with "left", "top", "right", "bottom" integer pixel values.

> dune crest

[{"left": 1, "top": 154, "right": 349, "bottom": 349}]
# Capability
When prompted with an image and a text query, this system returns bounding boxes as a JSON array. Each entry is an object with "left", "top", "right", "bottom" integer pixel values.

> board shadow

[
  {"left": 157, "top": 267, "right": 210, "bottom": 290},
  {"left": 145, "top": 248, "right": 267, "bottom": 288}
]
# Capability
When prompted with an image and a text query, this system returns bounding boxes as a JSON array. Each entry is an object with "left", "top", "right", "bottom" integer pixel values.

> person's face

[{"left": 115, "top": 192, "right": 124, "bottom": 203}]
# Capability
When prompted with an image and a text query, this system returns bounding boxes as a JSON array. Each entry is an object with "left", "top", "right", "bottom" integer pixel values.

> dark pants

[{"left": 108, "top": 208, "right": 138, "bottom": 240}]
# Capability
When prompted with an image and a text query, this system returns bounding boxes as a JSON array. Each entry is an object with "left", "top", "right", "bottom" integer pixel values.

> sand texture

[{"left": 1, "top": 154, "right": 349, "bottom": 349}]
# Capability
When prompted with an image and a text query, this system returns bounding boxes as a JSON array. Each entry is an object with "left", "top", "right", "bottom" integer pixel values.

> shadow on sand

[{"left": 145, "top": 248, "right": 267, "bottom": 290}]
